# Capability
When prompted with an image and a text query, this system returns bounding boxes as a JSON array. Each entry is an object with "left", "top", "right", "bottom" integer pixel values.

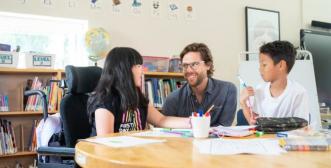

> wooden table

[{"left": 75, "top": 133, "right": 331, "bottom": 168}]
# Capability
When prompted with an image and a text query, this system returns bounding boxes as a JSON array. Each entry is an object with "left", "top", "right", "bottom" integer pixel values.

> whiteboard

[{"left": 239, "top": 59, "right": 321, "bottom": 129}]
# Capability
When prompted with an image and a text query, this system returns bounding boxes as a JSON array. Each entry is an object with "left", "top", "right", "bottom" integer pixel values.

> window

[{"left": 0, "top": 12, "right": 88, "bottom": 68}]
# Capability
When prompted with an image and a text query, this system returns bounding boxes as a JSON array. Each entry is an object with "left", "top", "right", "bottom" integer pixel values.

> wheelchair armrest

[{"left": 37, "top": 147, "right": 75, "bottom": 157}]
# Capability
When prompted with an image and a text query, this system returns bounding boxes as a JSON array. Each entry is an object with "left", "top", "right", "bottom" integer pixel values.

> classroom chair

[
  {"left": 37, "top": 65, "right": 102, "bottom": 168},
  {"left": 236, "top": 109, "right": 249, "bottom": 126}
]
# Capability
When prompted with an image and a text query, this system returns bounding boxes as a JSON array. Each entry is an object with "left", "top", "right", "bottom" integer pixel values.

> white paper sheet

[
  {"left": 194, "top": 138, "right": 286, "bottom": 155},
  {"left": 83, "top": 136, "right": 165, "bottom": 148},
  {"left": 132, "top": 131, "right": 183, "bottom": 137},
  {"left": 132, "top": 128, "right": 193, "bottom": 137}
]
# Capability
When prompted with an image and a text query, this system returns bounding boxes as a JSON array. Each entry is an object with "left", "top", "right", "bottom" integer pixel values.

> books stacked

[
  {"left": 0, "top": 119, "right": 17, "bottom": 155},
  {"left": 0, "top": 95, "right": 9, "bottom": 112}
]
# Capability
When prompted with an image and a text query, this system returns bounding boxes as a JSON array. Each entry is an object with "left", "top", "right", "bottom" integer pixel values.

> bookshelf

[
  {"left": 144, "top": 71, "right": 184, "bottom": 110},
  {"left": 0, "top": 67, "right": 64, "bottom": 167}
]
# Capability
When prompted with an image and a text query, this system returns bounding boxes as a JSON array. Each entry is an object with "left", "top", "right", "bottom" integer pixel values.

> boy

[{"left": 240, "top": 40, "right": 309, "bottom": 125}]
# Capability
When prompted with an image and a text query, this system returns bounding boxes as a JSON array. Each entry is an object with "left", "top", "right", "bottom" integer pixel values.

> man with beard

[{"left": 162, "top": 43, "right": 237, "bottom": 126}]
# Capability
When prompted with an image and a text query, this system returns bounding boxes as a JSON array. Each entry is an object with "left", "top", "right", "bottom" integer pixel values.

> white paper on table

[
  {"left": 83, "top": 136, "right": 166, "bottom": 148},
  {"left": 193, "top": 138, "right": 286, "bottom": 155},
  {"left": 132, "top": 131, "right": 182, "bottom": 137}
]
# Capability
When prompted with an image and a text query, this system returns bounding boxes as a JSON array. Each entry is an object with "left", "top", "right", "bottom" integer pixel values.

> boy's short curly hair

[
  {"left": 260, "top": 40, "right": 296, "bottom": 73},
  {"left": 180, "top": 43, "right": 214, "bottom": 76}
]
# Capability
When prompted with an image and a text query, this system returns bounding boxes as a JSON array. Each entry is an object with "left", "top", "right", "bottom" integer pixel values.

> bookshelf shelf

[
  {"left": 0, "top": 151, "right": 36, "bottom": 158},
  {"left": 144, "top": 72, "right": 183, "bottom": 78},
  {"left": 0, "top": 67, "right": 64, "bottom": 74},
  {"left": 0, "top": 111, "right": 57, "bottom": 116}
]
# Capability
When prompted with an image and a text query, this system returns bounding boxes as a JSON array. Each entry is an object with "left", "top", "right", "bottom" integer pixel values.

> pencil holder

[{"left": 191, "top": 116, "right": 210, "bottom": 138}]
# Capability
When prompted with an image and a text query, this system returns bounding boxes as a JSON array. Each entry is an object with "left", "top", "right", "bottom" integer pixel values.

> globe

[{"left": 85, "top": 27, "right": 111, "bottom": 65}]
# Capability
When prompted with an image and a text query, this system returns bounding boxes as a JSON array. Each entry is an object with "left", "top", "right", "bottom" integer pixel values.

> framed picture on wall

[{"left": 245, "top": 7, "right": 280, "bottom": 59}]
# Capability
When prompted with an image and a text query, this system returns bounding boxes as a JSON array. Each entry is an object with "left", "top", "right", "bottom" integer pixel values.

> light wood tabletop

[{"left": 75, "top": 132, "right": 331, "bottom": 168}]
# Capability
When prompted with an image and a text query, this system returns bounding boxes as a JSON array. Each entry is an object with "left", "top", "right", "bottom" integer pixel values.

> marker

[
  {"left": 198, "top": 109, "right": 203, "bottom": 117},
  {"left": 237, "top": 75, "right": 248, "bottom": 88},
  {"left": 152, "top": 127, "right": 171, "bottom": 131},
  {"left": 160, "top": 130, "right": 191, "bottom": 137},
  {"left": 237, "top": 75, "right": 254, "bottom": 117},
  {"left": 255, "top": 131, "right": 264, "bottom": 137},
  {"left": 152, "top": 128, "right": 192, "bottom": 137}
]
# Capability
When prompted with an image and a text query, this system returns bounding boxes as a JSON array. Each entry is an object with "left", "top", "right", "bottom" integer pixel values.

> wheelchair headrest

[{"left": 65, "top": 65, "right": 102, "bottom": 94}]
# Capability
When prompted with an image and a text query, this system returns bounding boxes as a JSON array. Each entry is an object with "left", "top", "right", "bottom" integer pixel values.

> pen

[
  {"left": 237, "top": 75, "right": 254, "bottom": 117},
  {"left": 152, "top": 127, "right": 172, "bottom": 131}
]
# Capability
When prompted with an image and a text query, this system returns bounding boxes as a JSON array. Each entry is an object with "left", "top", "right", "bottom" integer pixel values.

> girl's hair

[{"left": 88, "top": 47, "right": 148, "bottom": 119}]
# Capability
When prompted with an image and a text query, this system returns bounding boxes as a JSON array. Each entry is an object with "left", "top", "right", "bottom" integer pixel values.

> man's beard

[{"left": 185, "top": 72, "right": 205, "bottom": 87}]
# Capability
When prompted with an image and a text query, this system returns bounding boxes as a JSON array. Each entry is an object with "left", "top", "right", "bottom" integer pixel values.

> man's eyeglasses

[{"left": 180, "top": 61, "right": 205, "bottom": 70}]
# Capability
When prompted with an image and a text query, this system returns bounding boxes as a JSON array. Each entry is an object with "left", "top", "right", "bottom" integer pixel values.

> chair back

[
  {"left": 61, "top": 65, "right": 102, "bottom": 147},
  {"left": 236, "top": 109, "right": 249, "bottom": 126}
]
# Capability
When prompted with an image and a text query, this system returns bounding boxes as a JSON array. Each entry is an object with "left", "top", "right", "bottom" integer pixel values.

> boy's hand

[
  {"left": 239, "top": 86, "right": 255, "bottom": 106},
  {"left": 248, "top": 112, "right": 259, "bottom": 125}
]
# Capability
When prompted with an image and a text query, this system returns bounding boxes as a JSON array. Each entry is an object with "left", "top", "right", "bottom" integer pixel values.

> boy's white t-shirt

[{"left": 252, "top": 79, "right": 310, "bottom": 122}]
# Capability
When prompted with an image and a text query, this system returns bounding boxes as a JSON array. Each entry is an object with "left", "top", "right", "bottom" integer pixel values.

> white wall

[
  {"left": 302, "top": 0, "right": 331, "bottom": 30},
  {"left": 0, "top": 0, "right": 315, "bottom": 84}
]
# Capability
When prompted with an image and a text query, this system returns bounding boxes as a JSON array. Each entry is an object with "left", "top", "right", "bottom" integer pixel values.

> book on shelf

[
  {"left": 0, "top": 119, "right": 17, "bottom": 155},
  {"left": 144, "top": 78, "right": 185, "bottom": 108},
  {"left": 27, "top": 120, "right": 38, "bottom": 152},
  {"left": 0, "top": 95, "right": 9, "bottom": 112},
  {"left": 24, "top": 76, "right": 59, "bottom": 112}
]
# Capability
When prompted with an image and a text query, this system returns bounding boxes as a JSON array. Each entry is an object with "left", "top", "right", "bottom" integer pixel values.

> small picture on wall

[
  {"left": 90, "top": 0, "right": 101, "bottom": 9},
  {"left": 151, "top": 0, "right": 161, "bottom": 18},
  {"left": 245, "top": 7, "right": 280, "bottom": 55},
  {"left": 184, "top": 5, "right": 195, "bottom": 20},
  {"left": 168, "top": 1, "right": 179, "bottom": 20},
  {"left": 112, "top": 0, "right": 122, "bottom": 13},
  {"left": 131, "top": 0, "right": 143, "bottom": 15}
]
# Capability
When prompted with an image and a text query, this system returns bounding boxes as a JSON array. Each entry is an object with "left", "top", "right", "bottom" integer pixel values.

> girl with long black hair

[{"left": 88, "top": 47, "right": 191, "bottom": 135}]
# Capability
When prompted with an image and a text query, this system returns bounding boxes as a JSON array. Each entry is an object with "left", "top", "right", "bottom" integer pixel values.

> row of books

[
  {"left": 0, "top": 119, "right": 17, "bottom": 155},
  {"left": 144, "top": 78, "right": 185, "bottom": 108},
  {"left": 24, "top": 76, "right": 59, "bottom": 112},
  {"left": 0, "top": 95, "right": 9, "bottom": 112}
]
